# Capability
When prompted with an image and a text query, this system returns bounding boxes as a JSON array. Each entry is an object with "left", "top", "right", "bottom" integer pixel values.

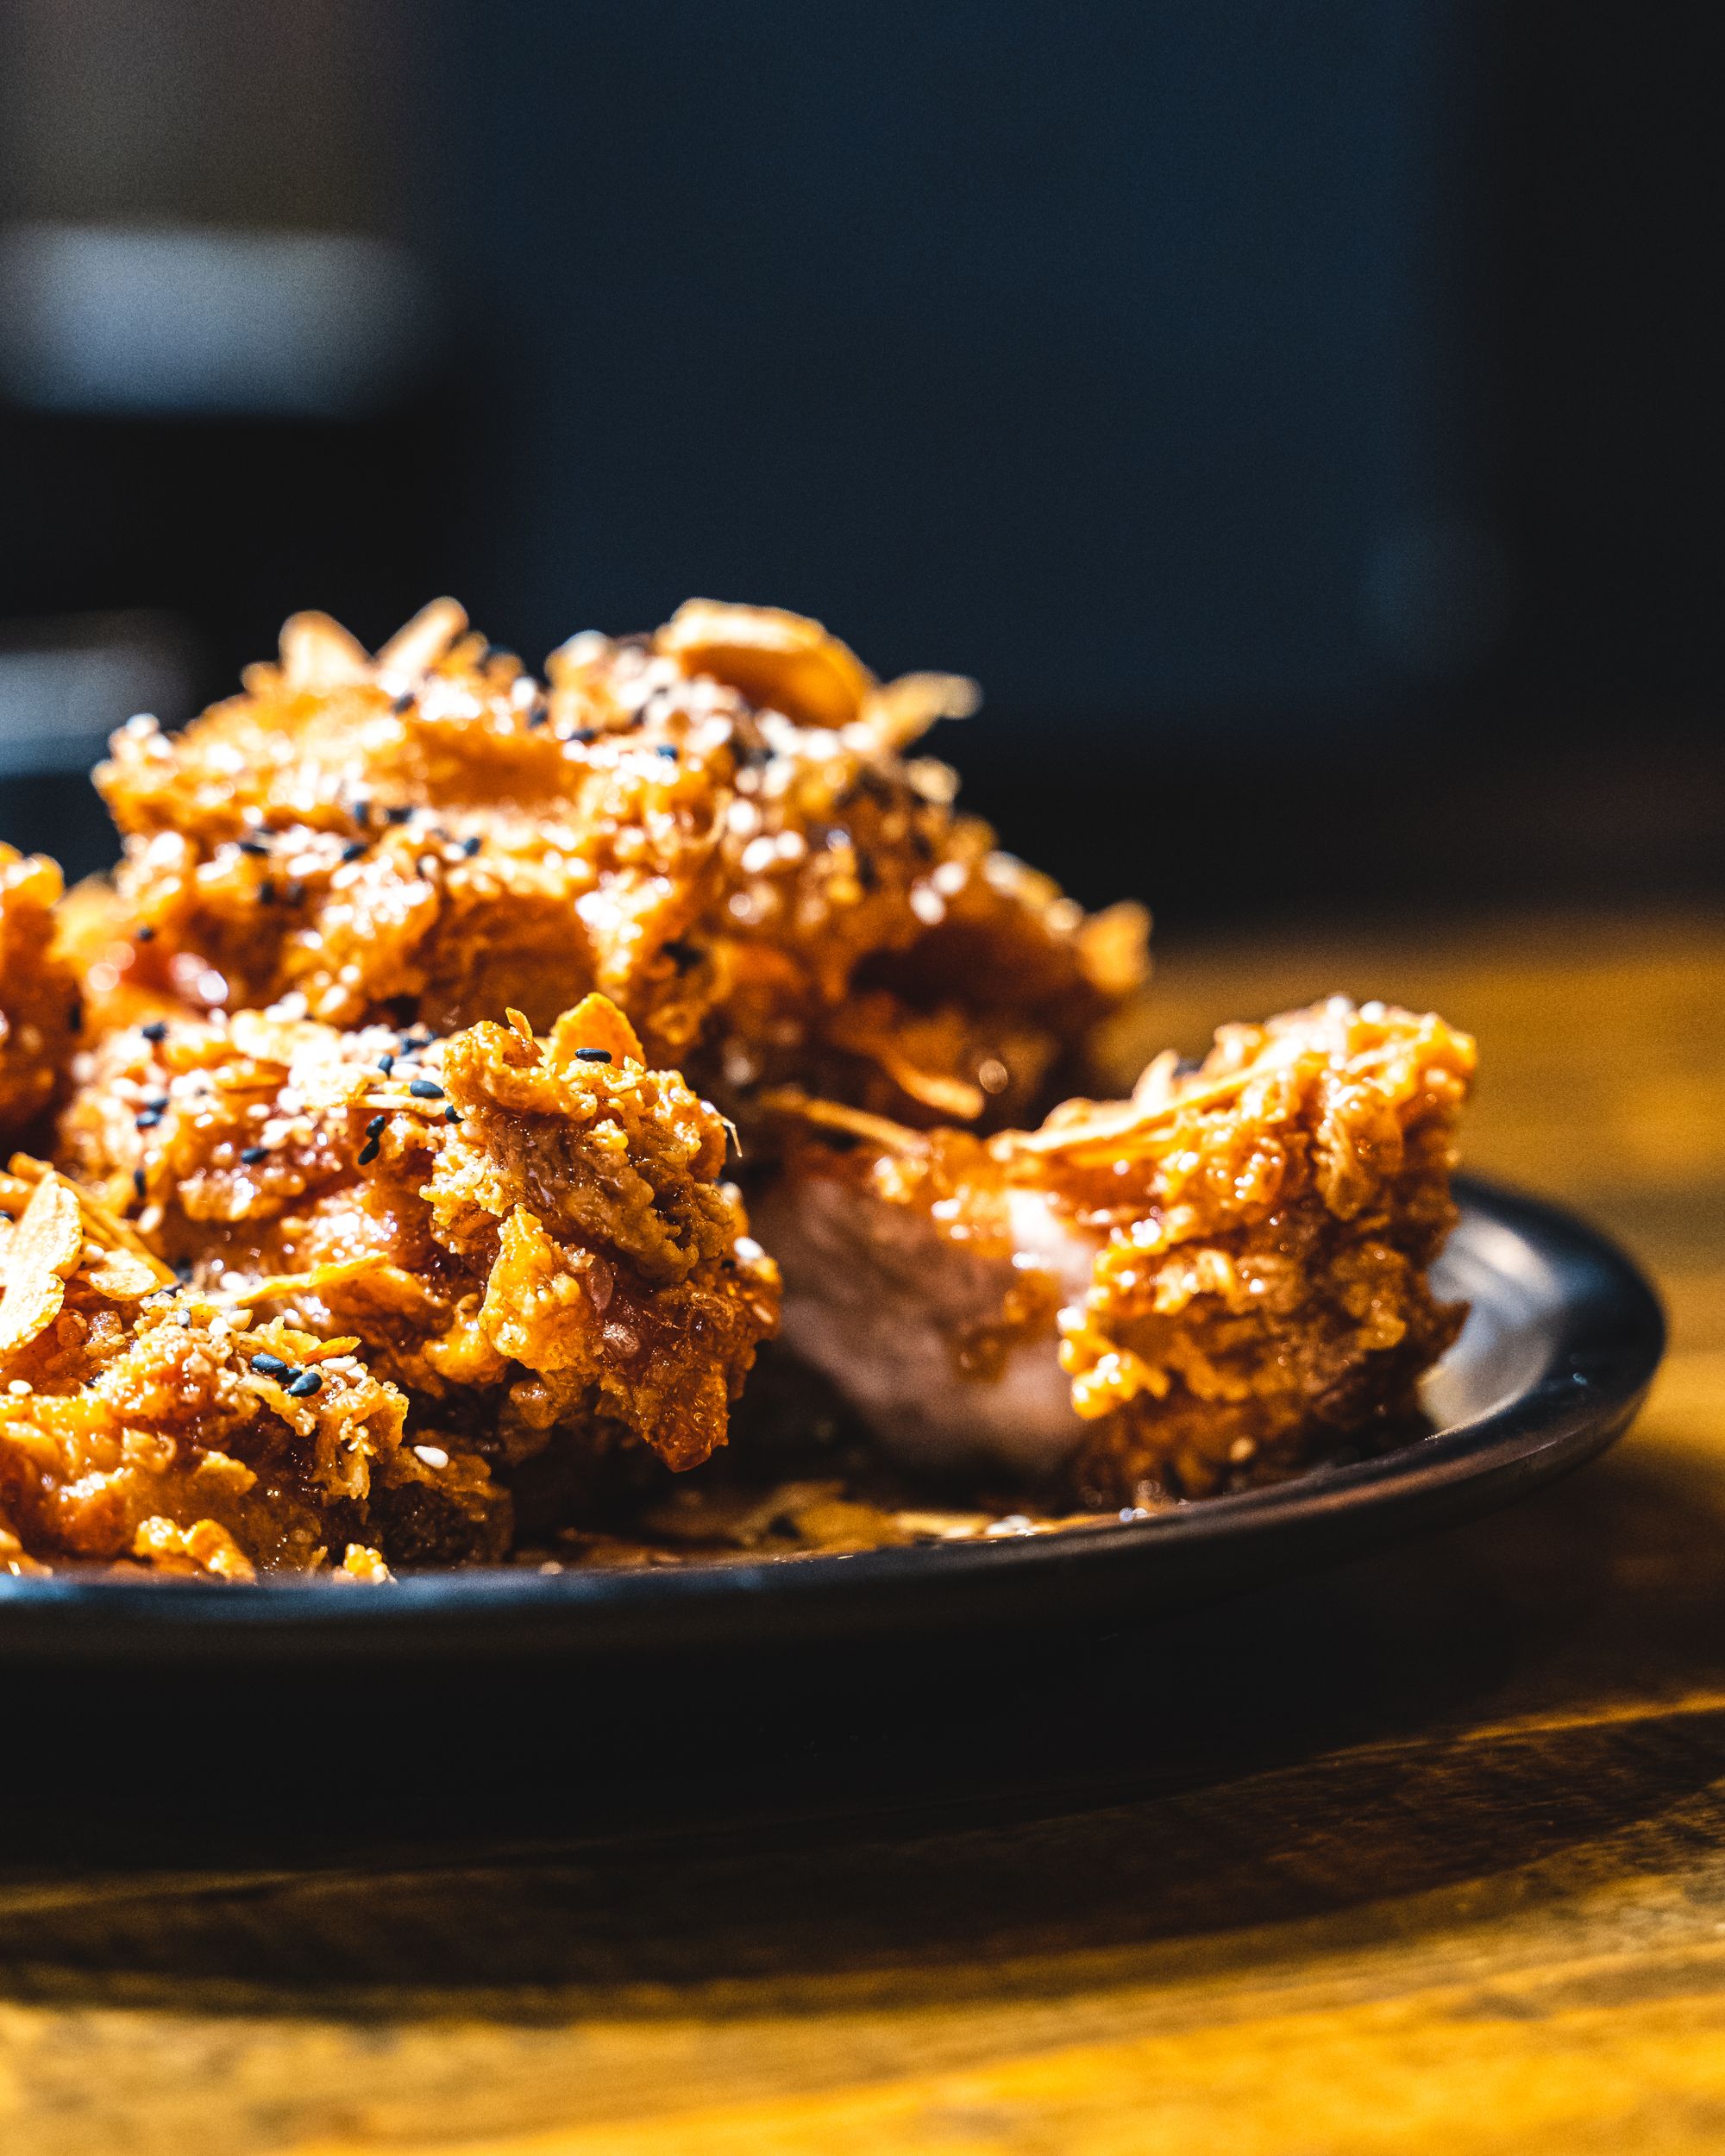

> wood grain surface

[{"left": 4, "top": 908, "right": 1720, "bottom": 2155}]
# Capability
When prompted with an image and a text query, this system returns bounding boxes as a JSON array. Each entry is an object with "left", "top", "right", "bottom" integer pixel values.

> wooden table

[{"left": 5, "top": 909, "right": 1723, "bottom": 2156}]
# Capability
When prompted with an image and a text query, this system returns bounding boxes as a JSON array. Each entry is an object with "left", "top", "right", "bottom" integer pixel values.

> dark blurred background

[{"left": 0, "top": 0, "right": 1717, "bottom": 928}]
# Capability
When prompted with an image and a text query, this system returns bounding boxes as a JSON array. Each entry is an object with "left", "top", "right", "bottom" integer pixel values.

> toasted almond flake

[
  {"left": 996, "top": 1041, "right": 1409, "bottom": 1165},
  {"left": 375, "top": 596, "right": 467, "bottom": 677},
  {"left": 820, "top": 1018, "right": 986, "bottom": 1122},
  {"left": 757, "top": 1087, "right": 925, "bottom": 1156},
  {"left": 279, "top": 611, "right": 372, "bottom": 693},
  {"left": 0, "top": 1170, "right": 85, "bottom": 1355},
  {"left": 856, "top": 670, "right": 980, "bottom": 752},
  {"left": 82, "top": 1248, "right": 169, "bottom": 1300},
  {"left": 657, "top": 599, "right": 873, "bottom": 730}
]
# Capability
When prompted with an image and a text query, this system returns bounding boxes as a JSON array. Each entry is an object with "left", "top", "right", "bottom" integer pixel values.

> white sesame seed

[
  {"left": 739, "top": 835, "right": 778, "bottom": 876},
  {"left": 909, "top": 884, "right": 946, "bottom": 926},
  {"left": 412, "top": 1444, "right": 449, "bottom": 1470}
]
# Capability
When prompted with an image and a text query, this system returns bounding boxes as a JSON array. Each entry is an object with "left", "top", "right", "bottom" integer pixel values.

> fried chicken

[
  {"left": 94, "top": 599, "right": 1145, "bottom": 1133},
  {"left": 54, "top": 993, "right": 778, "bottom": 1500},
  {"left": 752, "top": 1000, "right": 1476, "bottom": 1503},
  {"left": 0, "top": 1158, "right": 494, "bottom": 1578},
  {"left": 2, "top": 591, "right": 1484, "bottom": 1570},
  {"left": 0, "top": 845, "right": 79, "bottom": 1144}
]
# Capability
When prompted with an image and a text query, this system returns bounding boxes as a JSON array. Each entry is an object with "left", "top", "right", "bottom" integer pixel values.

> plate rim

[{"left": 0, "top": 1175, "right": 1666, "bottom": 1655}]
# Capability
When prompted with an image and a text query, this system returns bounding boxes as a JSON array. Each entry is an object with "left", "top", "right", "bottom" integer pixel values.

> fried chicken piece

[
  {"left": 0, "top": 1158, "right": 498, "bottom": 1576},
  {"left": 752, "top": 1000, "right": 1476, "bottom": 1502},
  {"left": 93, "top": 599, "right": 1145, "bottom": 1131},
  {"left": 55, "top": 993, "right": 779, "bottom": 1489},
  {"left": 0, "top": 845, "right": 79, "bottom": 1144}
]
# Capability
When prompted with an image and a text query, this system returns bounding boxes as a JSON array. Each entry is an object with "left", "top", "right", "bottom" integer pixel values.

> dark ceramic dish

[{"left": 0, "top": 1177, "right": 1664, "bottom": 1665}]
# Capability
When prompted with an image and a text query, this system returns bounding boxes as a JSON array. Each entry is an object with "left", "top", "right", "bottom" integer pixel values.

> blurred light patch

[
  {"left": 0, "top": 223, "right": 432, "bottom": 417},
  {"left": 0, "top": 615, "right": 192, "bottom": 778}
]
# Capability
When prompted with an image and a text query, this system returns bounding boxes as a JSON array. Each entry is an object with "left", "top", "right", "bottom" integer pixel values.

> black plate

[{"left": 0, "top": 1176, "right": 1664, "bottom": 1665}]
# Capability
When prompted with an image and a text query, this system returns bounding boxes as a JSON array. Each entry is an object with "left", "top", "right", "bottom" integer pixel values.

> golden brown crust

[
  {"left": 0, "top": 1157, "right": 500, "bottom": 1576},
  {"left": 93, "top": 600, "right": 1145, "bottom": 1132},
  {"left": 767, "top": 1000, "right": 1476, "bottom": 1502},
  {"left": 53, "top": 994, "right": 779, "bottom": 1489},
  {"left": 0, "top": 846, "right": 78, "bottom": 1144}
]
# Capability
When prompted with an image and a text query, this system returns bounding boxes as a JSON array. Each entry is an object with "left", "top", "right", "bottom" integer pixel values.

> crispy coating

[
  {"left": 55, "top": 994, "right": 779, "bottom": 1483},
  {"left": 0, "top": 1158, "right": 498, "bottom": 1577},
  {"left": 0, "top": 846, "right": 78, "bottom": 1143},
  {"left": 759, "top": 1000, "right": 1476, "bottom": 1502},
  {"left": 94, "top": 599, "right": 1145, "bottom": 1131}
]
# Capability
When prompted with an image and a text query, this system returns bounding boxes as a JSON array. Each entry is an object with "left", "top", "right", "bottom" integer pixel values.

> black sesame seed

[
  {"left": 575, "top": 1048, "right": 612, "bottom": 1064},
  {"left": 656, "top": 742, "right": 680, "bottom": 761},
  {"left": 249, "top": 1352, "right": 292, "bottom": 1379},
  {"left": 135, "top": 1108, "right": 162, "bottom": 1130},
  {"left": 350, "top": 798, "right": 372, "bottom": 825},
  {"left": 526, "top": 705, "right": 550, "bottom": 729},
  {"left": 357, "top": 1136, "right": 381, "bottom": 1166},
  {"left": 237, "top": 837, "right": 271, "bottom": 857},
  {"left": 461, "top": 834, "right": 482, "bottom": 856},
  {"left": 258, "top": 879, "right": 277, "bottom": 906},
  {"left": 385, "top": 805, "right": 414, "bottom": 825},
  {"left": 239, "top": 1144, "right": 268, "bottom": 1164},
  {"left": 135, "top": 924, "right": 156, "bottom": 942},
  {"left": 132, "top": 1169, "right": 146, "bottom": 1200},
  {"left": 342, "top": 840, "right": 368, "bottom": 862},
  {"left": 365, "top": 1113, "right": 386, "bottom": 1138},
  {"left": 392, "top": 690, "right": 416, "bottom": 714},
  {"left": 141, "top": 1020, "right": 168, "bottom": 1043},
  {"left": 143, "top": 1094, "right": 168, "bottom": 1112},
  {"left": 409, "top": 1078, "right": 445, "bottom": 1100},
  {"left": 0, "top": 1211, "right": 11, "bottom": 1225},
  {"left": 377, "top": 1053, "right": 394, "bottom": 1075},
  {"left": 571, "top": 726, "right": 597, "bottom": 744},
  {"left": 285, "top": 1369, "right": 323, "bottom": 1398},
  {"left": 444, "top": 1103, "right": 461, "bottom": 1125}
]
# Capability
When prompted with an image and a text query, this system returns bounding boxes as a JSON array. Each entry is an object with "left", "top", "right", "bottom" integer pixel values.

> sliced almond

[
  {"left": 657, "top": 600, "right": 873, "bottom": 730},
  {"left": 376, "top": 597, "right": 468, "bottom": 678},
  {"left": 856, "top": 671, "right": 980, "bottom": 753},
  {"left": 279, "top": 611, "right": 373, "bottom": 693},
  {"left": 0, "top": 1171, "right": 85, "bottom": 1356},
  {"left": 81, "top": 1247, "right": 169, "bottom": 1300}
]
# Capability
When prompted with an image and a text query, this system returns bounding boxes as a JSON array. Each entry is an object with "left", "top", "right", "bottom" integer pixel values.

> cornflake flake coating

[
  {"left": 756, "top": 999, "right": 1477, "bottom": 1503},
  {"left": 54, "top": 993, "right": 780, "bottom": 1501},
  {"left": 0, "top": 1156, "right": 489, "bottom": 1576},
  {"left": 93, "top": 598, "right": 1146, "bottom": 1135}
]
